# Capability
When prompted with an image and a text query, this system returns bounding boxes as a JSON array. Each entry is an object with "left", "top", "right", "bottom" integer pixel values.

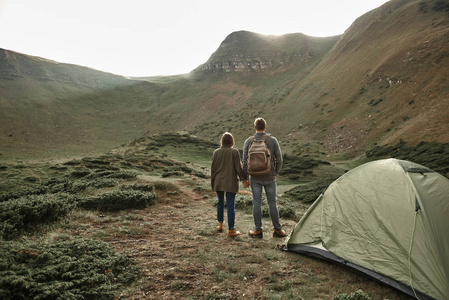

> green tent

[{"left": 284, "top": 159, "right": 449, "bottom": 300}]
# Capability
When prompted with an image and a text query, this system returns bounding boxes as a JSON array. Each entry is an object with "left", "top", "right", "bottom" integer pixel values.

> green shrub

[
  {"left": 0, "top": 238, "right": 140, "bottom": 299},
  {"left": 82, "top": 157, "right": 112, "bottom": 165},
  {"left": 120, "top": 183, "right": 155, "bottom": 192},
  {"left": 161, "top": 170, "right": 184, "bottom": 177},
  {"left": 150, "top": 132, "right": 216, "bottom": 148},
  {"left": 234, "top": 195, "right": 253, "bottom": 210},
  {"left": 43, "top": 178, "right": 74, "bottom": 193},
  {"left": 278, "top": 204, "right": 296, "bottom": 219},
  {"left": 366, "top": 141, "right": 449, "bottom": 178},
  {"left": 62, "top": 159, "right": 82, "bottom": 166},
  {"left": 86, "top": 170, "right": 137, "bottom": 180},
  {"left": 108, "top": 171, "right": 137, "bottom": 180},
  {"left": 153, "top": 181, "right": 181, "bottom": 194},
  {"left": 280, "top": 154, "right": 330, "bottom": 176},
  {"left": 0, "top": 186, "right": 49, "bottom": 203},
  {"left": 79, "top": 190, "right": 156, "bottom": 212},
  {"left": 0, "top": 193, "right": 76, "bottom": 240},
  {"left": 91, "top": 178, "right": 118, "bottom": 188},
  {"left": 71, "top": 177, "right": 118, "bottom": 191},
  {"left": 71, "top": 170, "right": 91, "bottom": 178},
  {"left": 284, "top": 177, "right": 337, "bottom": 203},
  {"left": 192, "top": 170, "right": 207, "bottom": 178}
]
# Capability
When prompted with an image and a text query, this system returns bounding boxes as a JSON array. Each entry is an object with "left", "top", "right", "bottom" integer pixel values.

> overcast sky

[{"left": 0, "top": 0, "right": 390, "bottom": 77}]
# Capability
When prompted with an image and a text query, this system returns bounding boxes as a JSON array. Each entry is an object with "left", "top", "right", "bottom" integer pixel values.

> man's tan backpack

[{"left": 247, "top": 134, "right": 272, "bottom": 177}]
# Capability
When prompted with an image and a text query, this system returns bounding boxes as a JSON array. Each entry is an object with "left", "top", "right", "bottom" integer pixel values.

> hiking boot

[
  {"left": 227, "top": 229, "right": 241, "bottom": 238},
  {"left": 273, "top": 229, "right": 287, "bottom": 238},
  {"left": 217, "top": 222, "right": 223, "bottom": 232},
  {"left": 249, "top": 229, "right": 263, "bottom": 238}
]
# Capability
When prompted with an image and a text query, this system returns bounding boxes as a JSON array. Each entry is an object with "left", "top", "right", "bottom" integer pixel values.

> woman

[{"left": 211, "top": 132, "right": 248, "bottom": 237}]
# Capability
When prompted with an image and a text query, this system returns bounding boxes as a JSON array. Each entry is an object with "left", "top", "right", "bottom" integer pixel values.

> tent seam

[
  {"left": 408, "top": 209, "right": 420, "bottom": 300},
  {"left": 320, "top": 193, "right": 324, "bottom": 241}
]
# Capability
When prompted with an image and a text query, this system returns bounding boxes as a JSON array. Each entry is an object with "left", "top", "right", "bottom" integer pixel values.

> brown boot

[
  {"left": 273, "top": 229, "right": 287, "bottom": 238},
  {"left": 249, "top": 229, "right": 263, "bottom": 238},
  {"left": 217, "top": 222, "right": 223, "bottom": 232},
  {"left": 227, "top": 229, "right": 241, "bottom": 238}
]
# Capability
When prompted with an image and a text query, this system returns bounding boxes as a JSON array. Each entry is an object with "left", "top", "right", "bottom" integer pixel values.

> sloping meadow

[{"left": 0, "top": 132, "right": 211, "bottom": 299}]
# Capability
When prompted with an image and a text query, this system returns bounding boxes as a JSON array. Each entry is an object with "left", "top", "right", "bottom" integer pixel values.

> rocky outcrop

[
  {"left": 197, "top": 31, "right": 340, "bottom": 73},
  {"left": 200, "top": 55, "right": 278, "bottom": 72}
]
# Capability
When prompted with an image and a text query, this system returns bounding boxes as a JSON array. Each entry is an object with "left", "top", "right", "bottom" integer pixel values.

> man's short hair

[
  {"left": 254, "top": 118, "right": 266, "bottom": 131},
  {"left": 221, "top": 132, "right": 235, "bottom": 147}
]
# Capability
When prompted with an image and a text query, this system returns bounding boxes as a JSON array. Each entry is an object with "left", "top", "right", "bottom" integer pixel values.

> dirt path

[{"left": 110, "top": 183, "right": 297, "bottom": 299}]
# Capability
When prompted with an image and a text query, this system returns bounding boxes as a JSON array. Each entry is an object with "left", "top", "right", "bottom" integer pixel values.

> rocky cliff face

[
  {"left": 200, "top": 55, "right": 277, "bottom": 72},
  {"left": 198, "top": 31, "right": 339, "bottom": 72}
]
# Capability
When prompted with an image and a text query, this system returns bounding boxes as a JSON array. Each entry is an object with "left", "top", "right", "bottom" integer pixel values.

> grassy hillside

[
  {"left": 274, "top": 0, "right": 449, "bottom": 154},
  {"left": 0, "top": 49, "right": 168, "bottom": 159}
]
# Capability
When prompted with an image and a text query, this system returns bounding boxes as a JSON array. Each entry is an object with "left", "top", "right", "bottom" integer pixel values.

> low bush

[
  {"left": 0, "top": 193, "right": 76, "bottom": 240},
  {"left": 161, "top": 170, "right": 184, "bottom": 177},
  {"left": 280, "top": 154, "right": 330, "bottom": 176},
  {"left": 0, "top": 186, "right": 49, "bottom": 203},
  {"left": 120, "top": 183, "right": 155, "bottom": 192},
  {"left": 79, "top": 190, "right": 156, "bottom": 212},
  {"left": 234, "top": 195, "right": 253, "bottom": 210},
  {"left": 284, "top": 177, "right": 338, "bottom": 204},
  {"left": 0, "top": 238, "right": 140, "bottom": 299},
  {"left": 150, "top": 132, "right": 216, "bottom": 148},
  {"left": 71, "top": 177, "right": 118, "bottom": 191},
  {"left": 366, "top": 141, "right": 449, "bottom": 178},
  {"left": 278, "top": 204, "right": 297, "bottom": 219},
  {"left": 71, "top": 170, "right": 91, "bottom": 178},
  {"left": 153, "top": 181, "right": 181, "bottom": 195},
  {"left": 192, "top": 170, "right": 207, "bottom": 178},
  {"left": 86, "top": 170, "right": 137, "bottom": 180},
  {"left": 43, "top": 178, "right": 74, "bottom": 194}
]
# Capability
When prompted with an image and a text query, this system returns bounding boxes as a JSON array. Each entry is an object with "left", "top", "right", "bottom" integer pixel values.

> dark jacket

[{"left": 211, "top": 146, "right": 246, "bottom": 193}]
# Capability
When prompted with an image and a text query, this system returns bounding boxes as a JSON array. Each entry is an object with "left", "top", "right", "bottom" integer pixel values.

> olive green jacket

[{"left": 211, "top": 146, "right": 246, "bottom": 193}]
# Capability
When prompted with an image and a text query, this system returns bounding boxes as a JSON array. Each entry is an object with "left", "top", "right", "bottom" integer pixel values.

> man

[{"left": 242, "top": 118, "right": 286, "bottom": 238}]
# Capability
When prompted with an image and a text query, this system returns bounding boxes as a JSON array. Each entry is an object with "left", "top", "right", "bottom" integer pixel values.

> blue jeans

[
  {"left": 250, "top": 180, "right": 281, "bottom": 231},
  {"left": 216, "top": 191, "right": 236, "bottom": 230}
]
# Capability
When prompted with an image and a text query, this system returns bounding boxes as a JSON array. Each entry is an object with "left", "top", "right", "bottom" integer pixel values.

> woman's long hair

[{"left": 221, "top": 132, "right": 235, "bottom": 147}]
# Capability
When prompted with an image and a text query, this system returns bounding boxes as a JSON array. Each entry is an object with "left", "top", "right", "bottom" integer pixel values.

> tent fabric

[{"left": 284, "top": 159, "right": 449, "bottom": 300}]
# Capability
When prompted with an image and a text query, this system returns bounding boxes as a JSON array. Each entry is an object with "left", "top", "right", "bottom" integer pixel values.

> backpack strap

[
  {"left": 250, "top": 133, "right": 271, "bottom": 142},
  {"left": 261, "top": 134, "right": 271, "bottom": 141}
]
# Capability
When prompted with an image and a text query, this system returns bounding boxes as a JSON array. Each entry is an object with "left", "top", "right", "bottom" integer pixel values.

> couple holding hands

[{"left": 210, "top": 118, "right": 287, "bottom": 238}]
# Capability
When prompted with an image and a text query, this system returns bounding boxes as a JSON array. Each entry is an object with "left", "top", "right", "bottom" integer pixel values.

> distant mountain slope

[
  {"left": 0, "top": 49, "right": 164, "bottom": 159},
  {"left": 1, "top": 0, "right": 448, "bottom": 160},
  {"left": 0, "top": 49, "right": 130, "bottom": 87}
]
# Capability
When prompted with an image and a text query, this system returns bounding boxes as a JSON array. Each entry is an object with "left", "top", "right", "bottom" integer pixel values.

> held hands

[{"left": 242, "top": 180, "right": 250, "bottom": 189}]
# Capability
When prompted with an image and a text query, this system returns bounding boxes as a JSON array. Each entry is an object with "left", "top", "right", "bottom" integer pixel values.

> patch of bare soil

[{"left": 323, "top": 118, "right": 369, "bottom": 154}]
